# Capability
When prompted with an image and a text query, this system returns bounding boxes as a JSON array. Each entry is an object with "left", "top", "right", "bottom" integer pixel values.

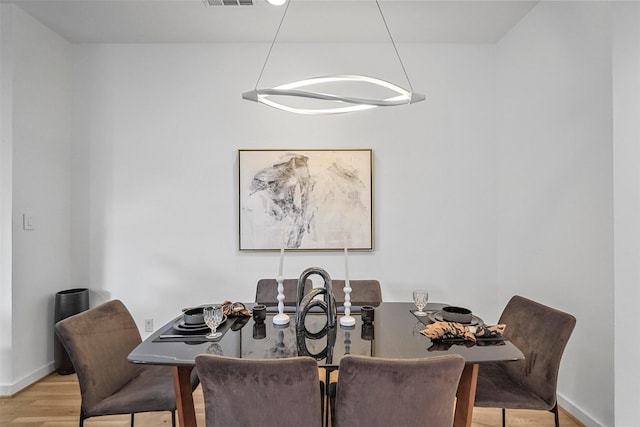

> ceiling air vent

[{"left": 205, "top": 0, "right": 253, "bottom": 5}]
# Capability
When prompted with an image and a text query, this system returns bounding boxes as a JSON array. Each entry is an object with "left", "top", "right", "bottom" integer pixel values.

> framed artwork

[{"left": 238, "top": 149, "right": 373, "bottom": 251}]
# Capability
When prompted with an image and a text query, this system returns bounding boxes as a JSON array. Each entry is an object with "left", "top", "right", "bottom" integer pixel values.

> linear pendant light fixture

[{"left": 242, "top": 0, "right": 425, "bottom": 115}]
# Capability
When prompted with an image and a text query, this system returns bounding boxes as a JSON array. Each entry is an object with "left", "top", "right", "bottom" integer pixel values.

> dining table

[{"left": 128, "top": 302, "right": 524, "bottom": 427}]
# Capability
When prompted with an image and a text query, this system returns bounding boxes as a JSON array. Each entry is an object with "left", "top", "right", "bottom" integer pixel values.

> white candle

[
  {"left": 278, "top": 231, "right": 285, "bottom": 277},
  {"left": 344, "top": 246, "right": 349, "bottom": 284}
]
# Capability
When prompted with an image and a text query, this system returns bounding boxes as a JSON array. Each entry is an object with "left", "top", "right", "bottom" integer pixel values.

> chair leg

[
  {"left": 319, "top": 382, "right": 325, "bottom": 425},
  {"left": 551, "top": 403, "right": 560, "bottom": 427},
  {"left": 79, "top": 409, "right": 86, "bottom": 427},
  {"left": 130, "top": 413, "right": 134, "bottom": 426},
  {"left": 501, "top": 408, "right": 506, "bottom": 427},
  {"left": 171, "top": 410, "right": 176, "bottom": 427},
  {"left": 329, "top": 382, "right": 337, "bottom": 426}
]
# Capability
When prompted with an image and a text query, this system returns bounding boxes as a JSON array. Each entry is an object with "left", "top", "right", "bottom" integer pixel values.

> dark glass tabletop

[{"left": 128, "top": 302, "right": 524, "bottom": 367}]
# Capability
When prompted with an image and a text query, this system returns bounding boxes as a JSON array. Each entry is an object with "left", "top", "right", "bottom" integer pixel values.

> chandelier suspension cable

[
  {"left": 253, "top": 0, "right": 291, "bottom": 90},
  {"left": 374, "top": 0, "right": 415, "bottom": 93}
]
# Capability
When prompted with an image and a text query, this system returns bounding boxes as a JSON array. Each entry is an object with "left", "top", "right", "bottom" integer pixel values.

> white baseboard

[
  {"left": 558, "top": 394, "right": 605, "bottom": 427},
  {"left": 0, "top": 361, "right": 55, "bottom": 396}
]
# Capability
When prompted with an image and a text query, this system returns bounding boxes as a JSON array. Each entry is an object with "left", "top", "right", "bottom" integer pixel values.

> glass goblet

[
  {"left": 204, "top": 305, "right": 224, "bottom": 339},
  {"left": 412, "top": 290, "right": 429, "bottom": 316}
]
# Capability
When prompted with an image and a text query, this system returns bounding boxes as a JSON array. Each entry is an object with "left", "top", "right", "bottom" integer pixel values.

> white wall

[
  {"left": 0, "top": 5, "right": 73, "bottom": 394},
  {"left": 496, "top": 3, "right": 613, "bottom": 426},
  {"left": 0, "top": 4, "right": 15, "bottom": 391},
  {"left": 70, "top": 41, "right": 499, "bottom": 333},
  {"left": 613, "top": 2, "right": 640, "bottom": 427}
]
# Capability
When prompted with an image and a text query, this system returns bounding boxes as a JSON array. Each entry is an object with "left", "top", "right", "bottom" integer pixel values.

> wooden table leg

[
  {"left": 173, "top": 366, "right": 197, "bottom": 427},
  {"left": 453, "top": 363, "right": 479, "bottom": 427}
]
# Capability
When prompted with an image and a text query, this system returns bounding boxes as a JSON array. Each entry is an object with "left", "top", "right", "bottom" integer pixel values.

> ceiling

[{"left": 4, "top": 0, "right": 538, "bottom": 44}]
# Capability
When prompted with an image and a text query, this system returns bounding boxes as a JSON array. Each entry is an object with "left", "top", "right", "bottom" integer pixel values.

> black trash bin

[{"left": 54, "top": 288, "right": 89, "bottom": 375}]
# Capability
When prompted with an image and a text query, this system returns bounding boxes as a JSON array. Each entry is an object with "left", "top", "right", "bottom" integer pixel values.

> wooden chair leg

[
  {"left": 501, "top": 408, "right": 506, "bottom": 427},
  {"left": 79, "top": 410, "right": 86, "bottom": 427},
  {"left": 171, "top": 410, "right": 176, "bottom": 427},
  {"left": 130, "top": 413, "right": 134, "bottom": 426}
]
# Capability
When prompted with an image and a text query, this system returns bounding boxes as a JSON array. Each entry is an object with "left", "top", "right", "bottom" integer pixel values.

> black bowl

[
  {"left": 442, "top": 306, "right": 472, "bottom": 323},
  {"left": 183, "top": 307, "right": 204, "bottom": 325}
]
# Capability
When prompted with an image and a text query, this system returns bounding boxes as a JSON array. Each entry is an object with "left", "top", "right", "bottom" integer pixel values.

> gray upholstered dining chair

[
  {"left": 474, "top": 295, "right": 576, "bottom": 427},
  {"left": 332, "top": 354, "right": 465, "bottom": 427},
  {"left": 319, "top": 279, "right": 382, "bottom": 400},
  {"left": 195, "top": 354, "right": 323, "bottom": 427},
  {"left": 331, "top": 279, "right": 383, "bottom": 307},
  {"left": 255, "top": 277, "right": 334, "bottom": 414},
  {"left": 255, "top": 278, "right": 312, "bottom": 306},
  {"left": 325, "top": 279, "right": 384, "bottom": 417},
  {"left": 54, "top": 299, "right": 200, "bottom": 427}
]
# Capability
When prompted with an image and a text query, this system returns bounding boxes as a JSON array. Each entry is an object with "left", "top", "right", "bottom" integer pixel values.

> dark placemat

[
  {"left": 427, "top": 337, "right": 507, "bottom": 352},
  {"left": 153, "top": 316, "right": 237, "bottom": 343}
]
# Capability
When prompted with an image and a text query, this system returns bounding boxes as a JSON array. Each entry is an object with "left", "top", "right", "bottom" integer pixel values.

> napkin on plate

[
  {"left": 420, "top": 321, "right": 506, "bottom": 342},
  {"left": 222, "top": 301, "right": 252, "bottom": 317}
]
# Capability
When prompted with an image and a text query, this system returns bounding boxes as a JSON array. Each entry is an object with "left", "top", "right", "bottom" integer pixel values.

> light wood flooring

[{"left": 0, "top": 372, "right": 584, "bottom": 427}]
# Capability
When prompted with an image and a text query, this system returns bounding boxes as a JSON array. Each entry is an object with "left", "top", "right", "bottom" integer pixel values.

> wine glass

[
  {"left": 204, "top": 305, "right": 224, "bottom": 339},
  {"left": 412, "top": 290, "right": 429, "bottom": 316}
]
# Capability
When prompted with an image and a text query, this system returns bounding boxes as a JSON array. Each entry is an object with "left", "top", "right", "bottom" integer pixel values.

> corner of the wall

[
  {"left": 0, "top": 362, "right": 55, "bottom": 397},
  {"left": 558, "top": 394, "right": 605, "bottom": 427}
]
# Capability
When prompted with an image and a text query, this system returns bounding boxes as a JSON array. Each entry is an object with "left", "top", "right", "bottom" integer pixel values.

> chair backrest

[
  {"left": 333, "top": 354, "right": 465, "bottom": 427},
  {"left": 255, "top": 278, "right": 312, "bottom": 306},
  {"left": 195, "top": 354, "right": 322, "bottom": 427},
  {"left": 499, "top": 295, "right": 576, "bottom": 407},
  {"left": 54, "top": 299, "right": 142, "bottom": 412},
  {"left": 331, "top": 280, "right": 382, "bottom": 307}
]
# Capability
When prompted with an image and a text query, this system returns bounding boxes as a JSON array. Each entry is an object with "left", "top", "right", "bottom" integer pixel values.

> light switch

[{"left": 23, "top": 213, "right": 35, "bottom": 230}]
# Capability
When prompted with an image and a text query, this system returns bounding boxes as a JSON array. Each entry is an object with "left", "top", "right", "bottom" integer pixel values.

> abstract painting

[{"left": 238, "top": 149, "right": 373, "bottom": 251}]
